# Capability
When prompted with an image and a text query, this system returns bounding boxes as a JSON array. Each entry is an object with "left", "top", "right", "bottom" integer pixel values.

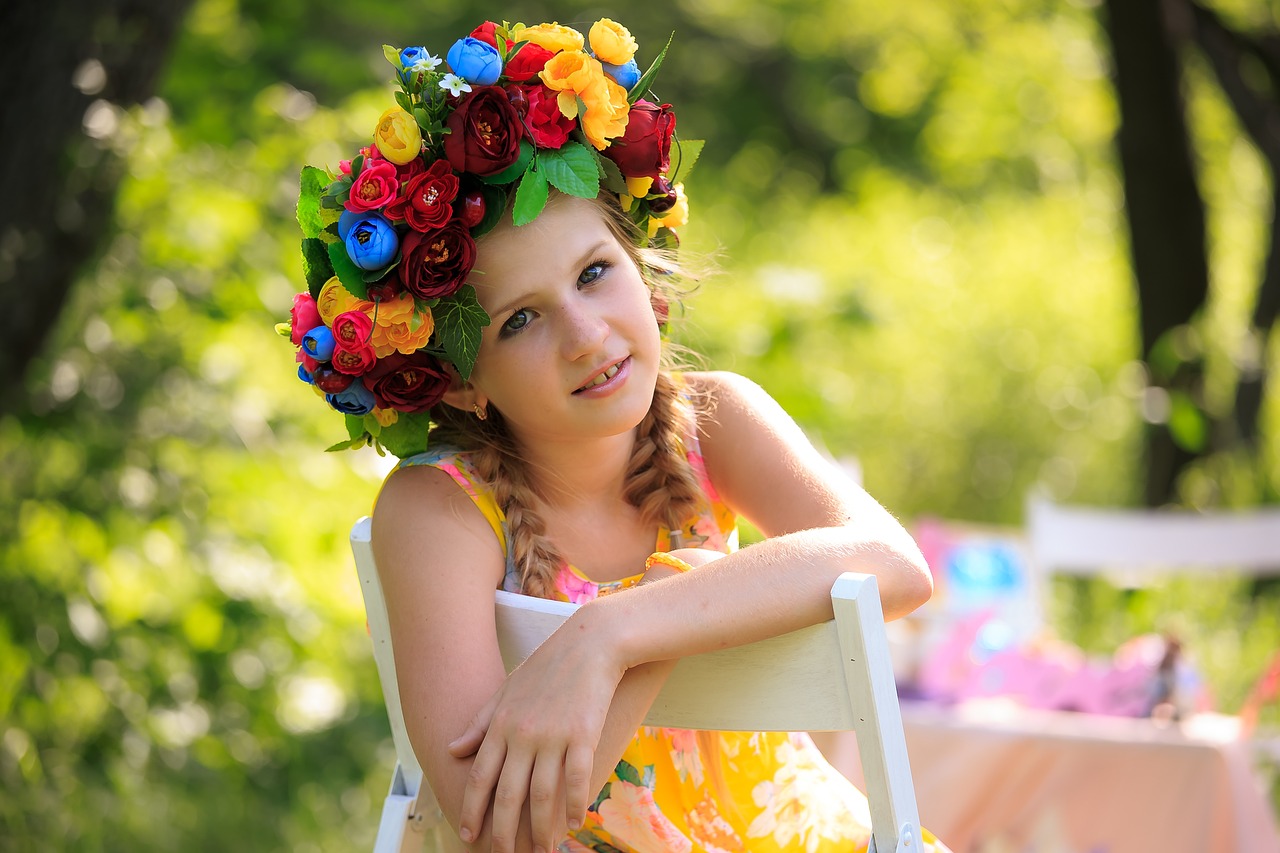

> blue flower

[
  {"left": 298, "top": 364, "right": 315, "bottom": 384},
  {"left": 337, "top": 209, "right": 363, "bottom": 240},
  {"left": 446, "top": 37, "right": 502, "bottom": 86},
  {"left": 400, "top": 46, "right": 440, "bottom": 71},
  {"left": 602, "top": 59, "right": 641, "bottom": 91},
  {"left": 344, "top": 214, "right": 398, "bottom": 270},
  {"left": 302, "top": 326, "right": 336, "bottom": 362},
  {"left": 327, "top": 382, "right": 377, "bottom": 416}
]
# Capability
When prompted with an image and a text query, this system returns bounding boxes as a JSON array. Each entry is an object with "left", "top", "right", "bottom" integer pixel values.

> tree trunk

[
  {"left": 0, "top": 0, "right": 193, "bottom": 416},
  {"left": 1101, "top": 0, "right": 1210, "bottom": 505}
]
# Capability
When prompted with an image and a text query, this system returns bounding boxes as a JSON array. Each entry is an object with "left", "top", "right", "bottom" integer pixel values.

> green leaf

[
  {"left": 325, "top": 437, "right": 367, "bottom": 452},
  {"left": 383, "top": 44, "right": 403, "bottom": 69},
  {"left": 301, "top": 238, "right": 335, "bottom": 298},
  {"left": 362, "top": 412, "right": 382, "bottom": 438},
  {"left": 378, "top": 412, "right": 433, "bottom": 458},
  {"left": 628, "top": 32, "right": 673, "bottom": 104},
  {"left": 362, "top": 255, "right": 401, "bottom": 283},
  {"left": 470, "top": 183, "right": 507, "bottom": 239},
  {"left": 539, "top": 142, "right": 600, "bottom": 199},
  {"left": 432, "top": 285, "right": 491, "bottom": 380},
  {"left": 597, "top": 153, "right": 628, "bottom": 195},
  {"left": 480, "top": 140, "right": 535, "bottom": 185},
  {"left": 413, "top": 107, "right": 430, "bottom": 131},
  {"left": 614, "top": 759, "right": 642, "bottom": 787},
  {"left": 395, "top": 90, "right": 411, "bottom": 112},
  {"left": 327, "top": 241, "right": 369, "bottom": 299},
  {"left": 1168, "top": 390, "right": 1208, "bottom": 452},
  {"left": 345, "top": 414, "right": 366, "bottom": 440},
  {"left": 670, "top": 138, "right": 704, "bottom": 183},
  {"left": 589, "top": 785, "right": 611, "bottom": 813},
  {"left": 351, "top": 154, "right": 365, "bottom": 179},
  {"left": 296, "top": 166, "right": 328, "bottom": 238},
  {"left": 512, "top": 167, "right": 549, "bottom": 227}
]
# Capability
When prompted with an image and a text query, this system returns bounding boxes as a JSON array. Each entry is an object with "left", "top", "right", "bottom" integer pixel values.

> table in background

[{"left": 819, "top": 699, "right": 1280, "bottom": 853}]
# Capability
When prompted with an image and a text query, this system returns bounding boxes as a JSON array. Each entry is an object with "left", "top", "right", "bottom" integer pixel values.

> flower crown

[{"left": 278, "top": 19, "right": 702, "bottom": 458}]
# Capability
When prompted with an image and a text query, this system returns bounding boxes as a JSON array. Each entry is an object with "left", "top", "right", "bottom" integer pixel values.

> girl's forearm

[{"left": 578, "top": 526, "right": 932, "bottom": 672}]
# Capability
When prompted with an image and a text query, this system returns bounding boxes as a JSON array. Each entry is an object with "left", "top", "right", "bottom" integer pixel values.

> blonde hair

[{"left": 428, "top": 193, "right": 705, "bottom": 596}]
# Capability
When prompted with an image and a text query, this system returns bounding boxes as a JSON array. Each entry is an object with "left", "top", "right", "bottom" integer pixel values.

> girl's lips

[{"left": 573, "top": 356, "right": 631, "bottom": 396}]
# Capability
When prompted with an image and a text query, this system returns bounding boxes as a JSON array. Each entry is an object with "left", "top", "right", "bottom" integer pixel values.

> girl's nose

[{"left": 559, "top": 302, "right": 609, "bottom": 361}]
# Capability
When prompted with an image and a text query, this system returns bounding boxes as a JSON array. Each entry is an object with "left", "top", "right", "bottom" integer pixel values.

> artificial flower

[
  {"left": 504, "top": 42, "right": 556, "bottom": 82},
  {"left": 372, "top": 315, "right": 435, "bottom": 357},
  {"left": 521, "top": 22, "right": 584, "bottom": 54},
  {"left": 316, "top": 277, "right": 361, "bottom": 326},
  {"left": 373, "top": 108, "right": 423, "bottom": 166},
  {"left": 361, "top": 350, "right": 451, "bottom": 413},
  {"left": 384, "top": 160, "right": 460, "bottom": 231},
  {"left": 604, "top": 99, "right": 675, "bottom": 179},
  {"left": 327, "top": 382, "right": 378, "bottom": 415},
  {"left": 578, "top": 75, "right": 631, "bottom": 150},
  {"left": 345, "top": 157, "right": 400, "bottom": 212},
  {"left": 398, "top": 223, "right": 476, "bottom": 300},
  {"left": 588, "top": 19, "right": 637, "bottom": 66},
  {"left": 509, "top": 83, "right": 577, "bottom": 149},
  {"left": 372, "top": 407, "right": 399, "bottom": 427},
  {"left": 648, "top": 182, "right": 688, "bottom": 237},
  {"left": 602, "top": 58, "right": 641, "bottom": 91},
  {"left": 400, "top": 46, "right": 441, "bottom": 71},
  {"left": 345, "top": 214, "right": 399, "bottom": 270},
  {"left": 443, "top": 86, "right": 524, "bottom": 176},
  {"left": 439, "top": 73, "right": 472, "bottom": 97},
  {"left": 331, "top": 309, "right": 374, "bottom": 351},
  {"left": 539, "top": 50, "right": 600, "bottom": 117},
  {"left": 332, "top": 340, "right": 378, "bottom": 375},
  {"left": 302, "top": 326, "right": 336, "bottom": 361},
  {"left": 447, "top": 37, "right": 503, "bottom": 86},
  {"left": 290, "top": 293, "right": 322, "bottom": 345}
]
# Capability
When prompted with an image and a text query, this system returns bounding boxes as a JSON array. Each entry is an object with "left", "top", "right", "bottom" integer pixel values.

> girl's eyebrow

[{"left": 488, "top": 239, "right": 613, "bottom": 318}]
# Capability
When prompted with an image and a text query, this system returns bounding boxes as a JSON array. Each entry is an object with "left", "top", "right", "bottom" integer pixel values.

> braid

[{"left": 623, "top": 370, "right": 705, "bottom": 530}]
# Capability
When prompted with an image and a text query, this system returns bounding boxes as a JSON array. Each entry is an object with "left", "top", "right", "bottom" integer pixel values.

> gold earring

[{"left": 472, "top": 403, "right": 488, "bottom": 421}]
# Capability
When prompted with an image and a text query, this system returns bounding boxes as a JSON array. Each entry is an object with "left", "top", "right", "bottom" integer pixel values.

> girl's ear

[{"left": 440, "top": 365, "right": 488, "bottom": 412}]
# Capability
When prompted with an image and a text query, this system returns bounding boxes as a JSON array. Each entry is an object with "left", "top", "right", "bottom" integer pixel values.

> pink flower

[
  {"left": 345, "top": 158, "right": 400, "bottom": 213},
  {"left": 596, "top": 781, "right": 692, "bottom": 853},
  {"left": 290, "top": 293, "right": 322, "bottom": 345}
]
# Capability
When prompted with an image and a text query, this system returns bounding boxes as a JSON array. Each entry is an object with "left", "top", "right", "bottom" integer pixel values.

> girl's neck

[{"left": 513, "top": 428, "right": 637, "bottom": 508}]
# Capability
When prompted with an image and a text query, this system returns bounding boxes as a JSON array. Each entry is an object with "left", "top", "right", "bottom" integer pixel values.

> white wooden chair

[{"left": 351, "top": 515, "right": 926, "bottom": 853}]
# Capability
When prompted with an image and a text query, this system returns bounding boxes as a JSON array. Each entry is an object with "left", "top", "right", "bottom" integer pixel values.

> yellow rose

[
  {"left": 373, "top": 108, "right": 422, "bottom": 166},
  {"left": 648, "top": 183, "right": 688, "bottom": 237},
  {"left": 317, "top": 277, "right": 366, "bottom": 326},
  {"left": 579, "top": 76, "right": 630, "bottom": 150},
  {"left": 371, "top": 291, "right": 416, "bottom": 326},
  {"left": 371, "top": 408, "right": 399, "bottom": 428},
  {"left": 540, "top": 50, "right": 601, "bottom": 118},
  {"left": 589, "top": 19, "right": 637, "bottom": 66},
  {"left": 522, "top": 22, "right": 585, "bottom": 54}
]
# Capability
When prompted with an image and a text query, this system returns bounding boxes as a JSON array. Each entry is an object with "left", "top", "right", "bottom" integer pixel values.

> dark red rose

[
  {"left": 361, "top": 351, "right": 450, "bottom": 414},
  {"left": 385, "top": 160, "right": 460, "bottom": 232},
  {"left": 503, "top": 42, "right": 554, "bottom": 82},
  {"left": 509, "top": 83, "right": 575, "bottom": 149},
  {"left": 398, "top": 223, "right": 476, "bottom": 300},
  {"left": 444, "top": 86, "right": 524, "bottom": 177},
  {"left": 603, "top": 99, "right": 676, "bottom": 180}
]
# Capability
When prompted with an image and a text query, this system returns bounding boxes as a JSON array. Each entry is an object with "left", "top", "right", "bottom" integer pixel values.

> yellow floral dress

[{"left": 398, "top": 424, "right": 948, "bottom": 853}]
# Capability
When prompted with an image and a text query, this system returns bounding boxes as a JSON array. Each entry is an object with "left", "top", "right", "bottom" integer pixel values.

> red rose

[
  {"left": 603, "top": 99, "right": 676, "bottom": 180},
  {"left": 361, "top": 351, "right": 451, "bottom": 413},
  {"left": 384, "top": 160, "right": 460, "bottom": 231},
  {"left": 470, "top": 21, "right": 502, "bottom": 48},
  {"left": 290, "top": 293, "right": 322, "bottom": 345},
  {"left": 345, "top": 158, "right": 400, "bottom": 212},
  {"left": 444, "top": 86, "right": 524, "bottom": 177},
  {"left": 398, "top": 223, "right": 476, "bottom": 300},
  {"left": 332, "top": 341, "right": 377, "bottom": 375},
  {"left": 510, "top": 83, "right": 576, "bottom": 149},
  {"left": 504, "top": 42, "right": 555, "bottom": 82}
]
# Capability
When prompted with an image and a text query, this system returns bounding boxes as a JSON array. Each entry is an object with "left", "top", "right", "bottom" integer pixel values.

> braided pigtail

[
  {"left": 623, "top": 370, "right": 705, "bottom": 531},
  {"left": 430, "top": 405, "right": 565, "bottom": 597}
]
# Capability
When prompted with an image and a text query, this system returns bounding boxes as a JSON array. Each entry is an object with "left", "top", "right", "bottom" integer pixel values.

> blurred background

[{"left": 2, "top": 0, "right": 1279, "bottom": 848}]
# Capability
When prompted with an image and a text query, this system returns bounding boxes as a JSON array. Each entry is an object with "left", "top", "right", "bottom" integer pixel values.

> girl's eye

[
  {"left": 501, "top": 309, "right": 530, "bottom": 336},
  {"left": 579, "top": 260, "right": 611, "bottom": 286}
]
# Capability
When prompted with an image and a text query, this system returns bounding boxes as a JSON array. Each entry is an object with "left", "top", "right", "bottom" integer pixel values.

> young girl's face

[{"left": 464, "top": 194, "right": 662, "bottom": 445}]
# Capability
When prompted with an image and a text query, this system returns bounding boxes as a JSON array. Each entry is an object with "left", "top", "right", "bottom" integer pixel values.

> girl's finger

[
  {"left": 528, "top": 748, "right": 566, "bottom": 853},
  {"left": 489, "top": 749, "right": 534, "bottom": 853},
  {"left": 449, "top": 694, "right": 498, "bottom": 758},
  {"left": 456, "top": 735, "right": 506, "bottom": 844},
  {"left": 563, "top": 743, "right": 595, "bottom": 832}
]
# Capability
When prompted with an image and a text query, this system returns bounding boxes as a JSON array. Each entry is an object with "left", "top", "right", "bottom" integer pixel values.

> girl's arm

[
  {"left": 372, "top": 465, "right": 692, "bottom": 853},
  {"left": 451, "top": 370, "right": 933, "bottom": 845}
]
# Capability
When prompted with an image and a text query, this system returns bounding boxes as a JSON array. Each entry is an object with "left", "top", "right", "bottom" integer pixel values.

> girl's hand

[{"left": 447, "top": 611, "right": 626, "bottom": 853}]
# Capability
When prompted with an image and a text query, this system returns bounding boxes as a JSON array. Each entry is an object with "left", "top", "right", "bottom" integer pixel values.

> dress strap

[{"left": 393, "top": 448, "right": 510, "bottom": 560}]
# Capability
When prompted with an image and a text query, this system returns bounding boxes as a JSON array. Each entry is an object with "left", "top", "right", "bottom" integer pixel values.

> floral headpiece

[{"left": 278, "top": 18, "right": 701, "bottom": 458}]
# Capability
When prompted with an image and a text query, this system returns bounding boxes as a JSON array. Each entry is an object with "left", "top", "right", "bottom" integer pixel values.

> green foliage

[
  {"left": 432, "top": 285, "right": 491, "bottom": 380},
  {"left": 3, "top": 0, "right": 1279, "bottom": 848}
]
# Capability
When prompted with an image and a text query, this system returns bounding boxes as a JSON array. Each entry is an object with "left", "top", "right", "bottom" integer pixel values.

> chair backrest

[
  {"left": 1026, "top": 495, "right": 1280, "bottom": 579},
  {"left": 352, "top": 515, "right": 924, "bottom": 853}
]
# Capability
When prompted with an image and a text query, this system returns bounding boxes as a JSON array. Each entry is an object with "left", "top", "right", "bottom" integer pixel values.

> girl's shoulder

[{"left": 674, "top": 370, "right": 781, "bottom": 436}]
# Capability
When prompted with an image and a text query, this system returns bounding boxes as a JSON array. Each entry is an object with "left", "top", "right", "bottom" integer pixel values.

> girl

[{"left": 284, "top": 18, "right": 947, "bottom": 853}]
